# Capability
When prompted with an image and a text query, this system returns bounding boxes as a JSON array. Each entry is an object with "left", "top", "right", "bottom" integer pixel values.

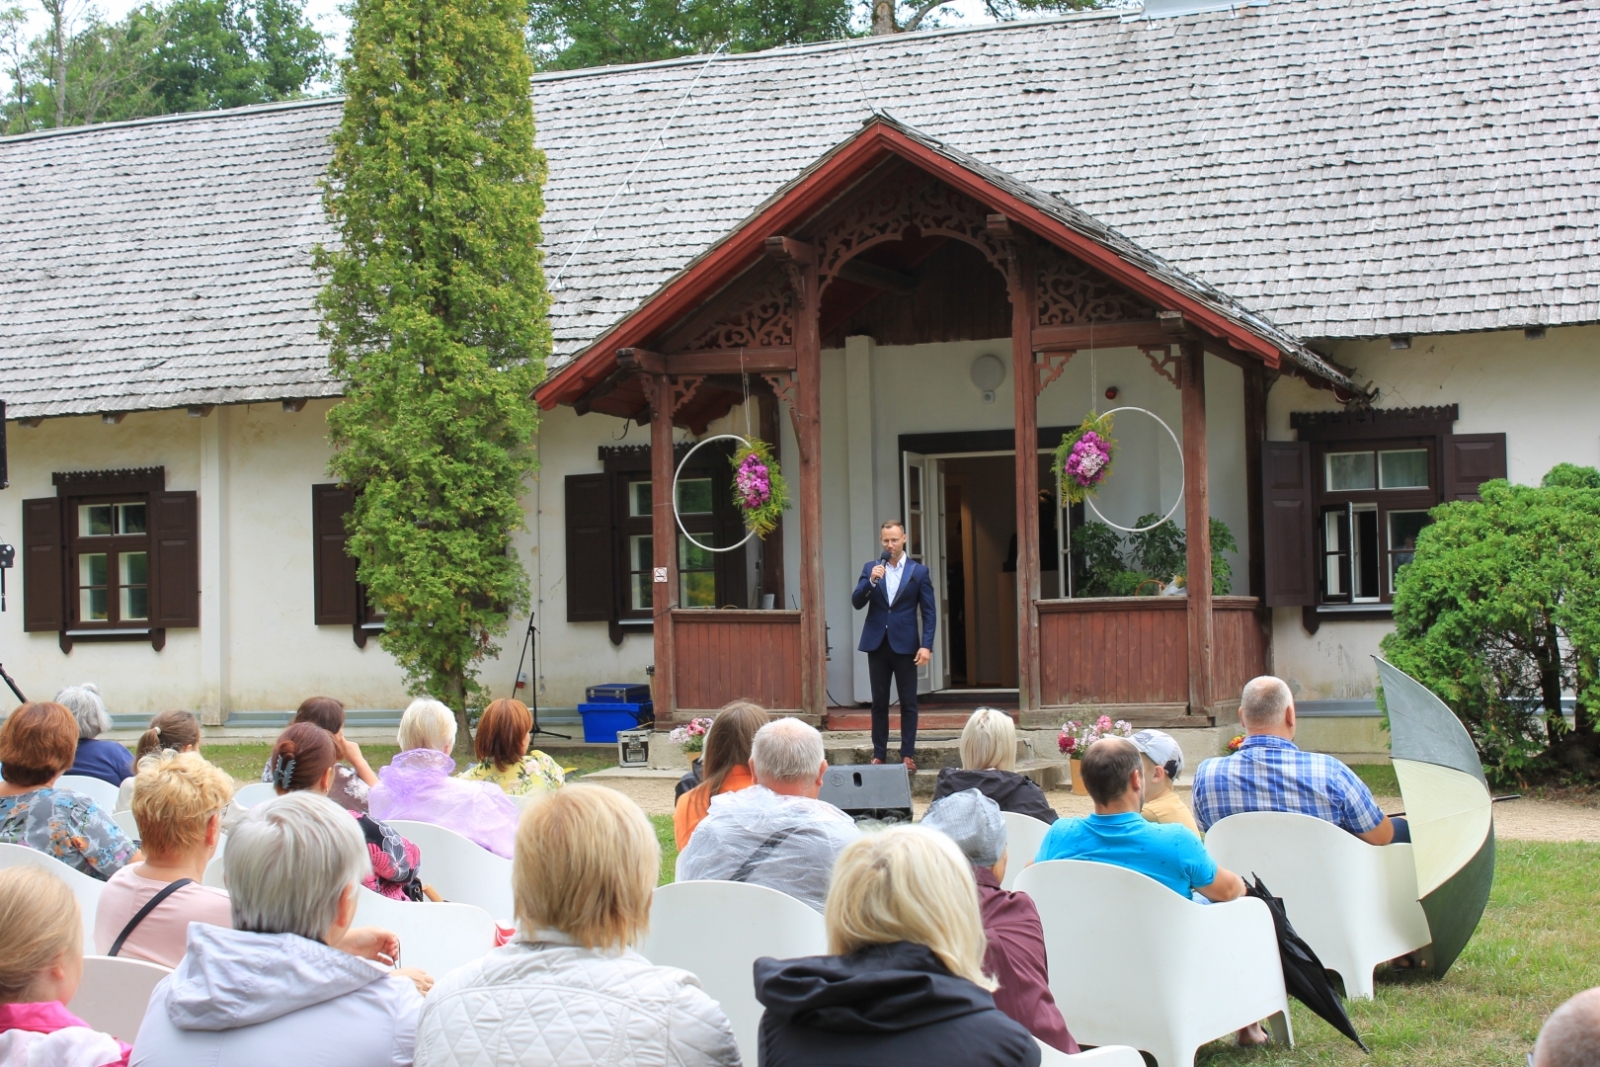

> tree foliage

[
  {"left": 1379, "top": 468, "right": 1600, "bottom": 784},
  {"left": 315, "top": 0, "right": 549, "bottom": 747},
  {"left": 1, "top": 0, "right": 327, "bottom": 134},
  {"left": 1072, "top": 516, "right": 1236, "bottom": 597}
]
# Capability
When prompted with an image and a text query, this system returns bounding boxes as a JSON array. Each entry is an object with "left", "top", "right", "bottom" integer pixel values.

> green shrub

[{"left": 1071, "top": 515, "right": 1236, "bottom": 597}]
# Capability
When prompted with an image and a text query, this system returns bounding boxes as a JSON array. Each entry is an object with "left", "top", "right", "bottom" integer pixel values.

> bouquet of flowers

[
  {"left": 730, "top": 440, "right": 790, "bottom": 538},
  {"left": 1052, "top": 412, "right": 1117, "bottom": 505},
  {"left": 1057, "top": 714, "right": 1133, "bottom": 758},
  {"left": 1227, "top": 734, "right": 1246, "bottom": 753},
  {"left": 669, "top": 717, "right": 715, "bottom": 754}
]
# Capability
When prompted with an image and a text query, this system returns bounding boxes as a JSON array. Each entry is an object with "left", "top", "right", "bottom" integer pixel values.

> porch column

[
  {"left": 650, "top": 373, "right": 678, "bottom": 721},
  {"left": 1009, "top": 243, "right": 1041, "bottom": 713},
  {"left": 1181, "top": 340, "right": 1214, "bottom": 716},
  {"left": 794, "top": 261, "right": 826, "bottom": 720},
  {"left": 1243, "top": 365, "right": 1267, "bottom": 604}
]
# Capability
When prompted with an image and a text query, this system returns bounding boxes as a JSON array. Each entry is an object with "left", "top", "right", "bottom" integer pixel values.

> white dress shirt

[{"left": 882, "top": 552, "right": 909, "bottom": 604}]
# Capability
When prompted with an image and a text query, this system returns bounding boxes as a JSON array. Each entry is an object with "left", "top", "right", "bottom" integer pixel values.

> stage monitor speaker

[{"left": 820, "top": 763, "right": 913, "bottom": 824}]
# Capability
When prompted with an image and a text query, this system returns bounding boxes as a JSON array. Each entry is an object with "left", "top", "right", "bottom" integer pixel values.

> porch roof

[{"left": 536, "top": 114, "right": 1362, "bottom": 411}]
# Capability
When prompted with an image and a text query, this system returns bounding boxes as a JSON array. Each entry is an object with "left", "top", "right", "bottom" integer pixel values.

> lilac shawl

[{"left": 368, "top": 748, "right": 519, "bottom": 858}]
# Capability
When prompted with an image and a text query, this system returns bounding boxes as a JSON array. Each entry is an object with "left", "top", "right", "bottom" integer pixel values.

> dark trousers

[{"left": 867, "top": 640, "right": 919, "bottom": 760}]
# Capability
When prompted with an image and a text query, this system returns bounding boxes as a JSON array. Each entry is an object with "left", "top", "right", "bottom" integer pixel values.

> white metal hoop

[
  {"left": 673, "top": 434, "right": 761, "bottom": 554},
  {"left": 1081, "top": 406, "right": 1185, "bottom": 534}
]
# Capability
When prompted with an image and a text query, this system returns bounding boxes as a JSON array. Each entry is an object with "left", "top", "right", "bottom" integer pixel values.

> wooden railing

[
  {"left": 670, "top": 609, "right": 804, "bottom": 720},
  {"left": 1035, "top": 596, "right": 1266, "bottom": 718}
]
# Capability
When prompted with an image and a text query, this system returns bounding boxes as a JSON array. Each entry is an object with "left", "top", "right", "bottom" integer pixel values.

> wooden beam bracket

[
  {"left": 1158, "top": 309, "right": 1187, "bottom": 334},
  {"left": 836, "top": 258, "right": 916, "bottom": 295},
  {"left": 669, "top": 376, "right": 704, "bottom": 419},
  {"left": 1036, "top": 350, "right": 1073, "bottom": 397},
  {"left": 616, "top": 347, "right": 667, "bottom": 375},
  {"left": 1141, "top": 344, "right": 1182, "bottom": 389},
  {"left": 1031, "top": 319, "right": 1170, "bottom": 352},
  {"left": 986, "top": 213, "right": 1012, "bottom": 235}
]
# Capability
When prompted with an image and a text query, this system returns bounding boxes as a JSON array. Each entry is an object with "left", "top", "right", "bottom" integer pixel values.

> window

[
  {"left": 1315, "top": 442, "right": 1437, "bottom": 604},
  {"left": 619, "top": 474, "right": 728, "bottom": 615},
  {"left": 73, "top": 500, "right": 149, "bottom": 624}
]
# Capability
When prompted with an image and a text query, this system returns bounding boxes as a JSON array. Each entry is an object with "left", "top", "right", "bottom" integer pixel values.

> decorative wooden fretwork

[
  {"left": 684, "top": 271, "right": 796, "bottom": 351},
  {"left": 1141, "top": 345, "right": 1182, "bottom": 390},
  {"left": 762, "top": 372, "right": 797, "bottom": 410},
  {"left": 669, "top": 376, "right": 705, "bottom": 418},
  {"left": 812, "top": 170, "right": 1013, "bottom": 293},
  {"left": 1035, "top": 243, "right": 1156, "bottom": 328},
  {"left": 1036, "top": 350, "right": 1072, "bottom": 396}
]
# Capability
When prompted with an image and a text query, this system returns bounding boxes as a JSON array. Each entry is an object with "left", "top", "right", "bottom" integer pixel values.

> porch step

[{"left": 824, "top": 709, "right": 1014, "bottom": 731}]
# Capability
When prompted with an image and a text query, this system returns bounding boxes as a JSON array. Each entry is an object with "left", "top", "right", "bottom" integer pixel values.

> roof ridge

[
  {"left": 0, "top": 96, "right": 342, "bottom": 145},
  {"left": 528, "top": 7, "right": 1127, "bottom": 83}
]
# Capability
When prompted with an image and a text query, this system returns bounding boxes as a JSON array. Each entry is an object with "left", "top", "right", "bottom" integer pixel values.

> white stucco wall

[{"left": 1266, "top": 324, "right": 1600, "bottom": 702}]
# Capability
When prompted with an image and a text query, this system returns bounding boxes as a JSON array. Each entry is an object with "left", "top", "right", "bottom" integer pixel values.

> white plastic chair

[
  {"left": 68, "top": 956, "right": 171, "bottom": 1044},
  {"left": 1205, "top": 810, "right": 1431, "bottom": 999},
  {"left": 1017, "top": 860, "right": 1292, "bottom": 1067},
  {"left": 232, "top": 782, "right": 278, "bottom": 808},
  {"left": 1001, "top": 811, "right": 1052, "bottom": 890},
  {"left": 113, "top": 809, "right": 141, "bottom": 844},
  {"left": 59, "top": 774, "right": 121, "bottom": 812},
  {"left": 1036, "top": 1039, "right": 1147, "bottom": 1067},
  {"left": 384, "top": 820, "right": 514, "bottom": 922},
  {"left": 0, "top": 843, "right": 103, "bottom": 944},
  {"left": 641, "top": 880, "right": 827, "bottom": 1065},
  {"left": 352, "top": 888, "right": 498, "bottom": 979},
  {"left": 202, "top": 853, "right": 226, "bottom": 888}
]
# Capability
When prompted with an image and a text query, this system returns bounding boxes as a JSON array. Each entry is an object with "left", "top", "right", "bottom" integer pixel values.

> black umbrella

[{"left": 1245, "top": 875, "right": 1369, "bottom": 1052}]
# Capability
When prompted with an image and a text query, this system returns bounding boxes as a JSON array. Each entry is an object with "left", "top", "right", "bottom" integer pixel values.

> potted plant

[
  {"left": 1058, "top": 715, "right": 1134, "bottom": 793},
  {"left": 669, "top": 716, "right": 715, "bottom": 777}
]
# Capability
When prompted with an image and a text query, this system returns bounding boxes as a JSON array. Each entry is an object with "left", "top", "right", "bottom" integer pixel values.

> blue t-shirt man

[{"left": 1035, "top": 810, "right": 1218, "bottom": 898}]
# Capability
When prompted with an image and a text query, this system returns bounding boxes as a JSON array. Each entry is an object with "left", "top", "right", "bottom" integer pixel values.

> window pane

[
  {"left": 679, "top": 537, "right": 714, "bottom": 571},
  {"left": 1322, "top": 510, "right": 1346, "bottom": 597},
  {"left": 1326, "top": 452, "right": 1375, "bottom": 491},
  {"left": 1388, "top": 510, "right": 1432, "bottom": 590},
  {"left": 121, "top": 586, "right": 149, "bottom": 621},
  {"left": 120, "top": 551, "right": 148, "bottom": 586},
  {"left": 629, "top": 481, "right": 651, "bottom": 518},
  {"left": 630, "top": 534, "right": 653, "bottom": 571},
  {"left": 680, "top": 570, "right": 716, "bottom": 607},
  {"left": 80, "top": 505, "right": 113, "bottom": 536},
  {"left": 677, "top": 478, "right": 714, "bottom": 515},
  {"left": 1379, "top": 450, "right": 1429, "bottom": 489},
  {"left": 117, "top": 503, "right": 147, "bottom": 534},
  {"left": 631, "top": 572, "right": 652, "bottom": 612},
  {"left": 1353, "top": 507, "right": 1380, "bottom": 600},
  {"left": 79, "top": 553, "right": 108, "bottom": 621}
]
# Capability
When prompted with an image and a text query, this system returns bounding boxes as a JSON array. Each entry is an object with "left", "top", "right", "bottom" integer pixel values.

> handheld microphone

[{"left": 879, "top": 548, "right": 892, "bottom": 563}]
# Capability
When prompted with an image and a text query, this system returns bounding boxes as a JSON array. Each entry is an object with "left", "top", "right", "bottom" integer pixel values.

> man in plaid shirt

[{"left": 1192, "top": 676, "right": 1407, "bottom": 845}]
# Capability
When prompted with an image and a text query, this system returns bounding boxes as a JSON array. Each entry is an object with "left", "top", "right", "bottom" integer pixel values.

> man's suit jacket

[{"left": 852, "top": 557, "right": 937, "bottom": 655}]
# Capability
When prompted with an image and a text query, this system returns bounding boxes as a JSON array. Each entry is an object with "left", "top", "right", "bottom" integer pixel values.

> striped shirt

[{"left": 1191, "top": 734, "right": 1385, "bottom": 835}]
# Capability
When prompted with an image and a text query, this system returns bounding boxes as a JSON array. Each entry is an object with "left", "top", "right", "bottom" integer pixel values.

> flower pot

[{"left": 1070, "top": 758, "right": 1085, "bottom": 794}]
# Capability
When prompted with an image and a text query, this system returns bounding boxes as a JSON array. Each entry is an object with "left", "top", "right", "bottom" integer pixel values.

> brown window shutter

[
  {"left": 148, "top": 491, "right": 200, "bottom": 628},
  {"left": 565, "top": 473, "right": 615, "bottom": 622},
  {"left": 312, "top": 484, "right": 359, "bottom": 625},
  {"left": 22, "top": 497, "right": 64, "bottom": 632},
  {"left": 1262, "top": 441, "right": 1316, "bottom": 607},
  {"left": 1442, "top": 433, "right": 1508, "bottom": 502}
]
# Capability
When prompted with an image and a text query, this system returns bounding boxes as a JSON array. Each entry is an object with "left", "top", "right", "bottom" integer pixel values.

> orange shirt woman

[
  {"left": 670, "top": 701, "right": 771, "bottom": 851},
  {"left": 673, "top": 763, "right": 755, "bottom": 850}
]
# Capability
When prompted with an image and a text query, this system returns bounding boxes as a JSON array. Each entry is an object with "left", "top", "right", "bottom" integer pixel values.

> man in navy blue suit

[{"left": 851, "top": 519, "right": 936, "bottom": 769}]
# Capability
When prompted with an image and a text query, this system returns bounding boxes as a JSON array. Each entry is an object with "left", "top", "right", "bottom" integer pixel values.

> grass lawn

[
  {"left": 1352, "top": 762, "right": 1401, "bottom": 796},
  {"left": 1198, "top": 840, "right": 1600, "bottom": 1065},
  {"left": 651, "top": 814, "right": 678, "bottom": 886}
]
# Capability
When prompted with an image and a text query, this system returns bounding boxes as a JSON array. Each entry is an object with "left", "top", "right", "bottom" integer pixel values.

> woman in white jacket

[{"left": 414, "top": 784, "right": 740, "bottom": 1067}]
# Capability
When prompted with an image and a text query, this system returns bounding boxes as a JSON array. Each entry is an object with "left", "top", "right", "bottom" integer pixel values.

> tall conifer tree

[{"left": 315, "top": 0, "right": 548, "bottom": 748}]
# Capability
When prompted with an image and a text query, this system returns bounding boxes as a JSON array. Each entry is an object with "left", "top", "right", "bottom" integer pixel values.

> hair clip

[{"left": 273, "top": 756, "right": 297, "bottom": 789}]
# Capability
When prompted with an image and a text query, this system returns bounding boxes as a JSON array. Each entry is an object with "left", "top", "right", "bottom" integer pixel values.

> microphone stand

[
  {"left": 510, "top": 613, "right": 568, "bottom": 740},
  {"left": 0, "top": 663, "right": 25, "bottom": 704}
]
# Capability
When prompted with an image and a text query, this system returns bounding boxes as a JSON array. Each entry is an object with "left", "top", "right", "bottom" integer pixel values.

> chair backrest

[
  {"left": 232, "top": 782, "right": 278, "bottom": 808},
  {"left": 68, "top": 955, "right": 172, "bottom": 1044},
  {"left": 352, "top": 889, "right": 498, "bottom": 979},
  {"left": 202, "top": 852, "right": 226, "bottom": 888},
  {"left": 113, "top": 808, "right": 141, "bottom": 845},
  {"left": 0, "top": 842, "right": 103, "bottom": 944},
  {"left": 640, "top": 880, "right": 827, "bottom": 1065},
  {"left": 1036, "top": 1039, "right": 1146, "bottom": 1067},
  {"left": 506, "top": 792, "right": 539, "bottom": 811},
  {"left": 384, "top": 819, "right": 515, "bottom": 922},
  {"left": 59, "top": 775, "right": 120, "bottom": 813},
  {"left": 1001, "top": 811, "right": 1052, "bottom": 890}
]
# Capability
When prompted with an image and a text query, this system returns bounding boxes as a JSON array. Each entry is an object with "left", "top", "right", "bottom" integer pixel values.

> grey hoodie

[{"left": 130, "top": 922, "right": 423, "bottom": 1067}]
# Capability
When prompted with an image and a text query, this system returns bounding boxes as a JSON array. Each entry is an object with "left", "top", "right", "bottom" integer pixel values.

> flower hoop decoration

[
  {"left": 669, "top": 717, "right": 715, "bottom": 754},
  {"left": 730, "top": 439, "right": 790, "bottom": 538},
  {"left": 1053, "top": 412, "right": 1118, "bottom": 506},
  {"left": 1057, "top": 714, "right": 1133, "bottom": 758}
]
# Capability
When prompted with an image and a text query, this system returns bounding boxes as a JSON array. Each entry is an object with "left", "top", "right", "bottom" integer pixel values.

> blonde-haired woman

[
  {"left": 0, "top": 866, "right": 130, "bottom": 1065},
  {"left": 755, "top": 826, "right": 1040, "bottom": 1067},
  {"left": 414, "top": 784, "right": 738, "bottom": 1067},
  {"left": 368, "top": 698, "right": 519, "bottom": 857},
  {"left": 930, "top": 707, "right": 1056, "bottom": 823}
]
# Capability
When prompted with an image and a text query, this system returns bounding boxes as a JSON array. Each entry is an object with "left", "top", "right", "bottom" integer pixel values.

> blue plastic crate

[
  {"left": 578, "top": 701, "right": 654, "bottom": 743},
  {"left": 585, "top": 683, "right": 653, "bottom": 705}
]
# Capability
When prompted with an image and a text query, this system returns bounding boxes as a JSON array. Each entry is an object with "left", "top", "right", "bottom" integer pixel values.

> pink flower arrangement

[
  {"left": 729, "top": 440, "right": 789, "bottom": 538},
  {"left": 1058, "top": 714, "right": 1134, "bottom": 757},
  {"left": 735, "top": 452, "right": 771, "bottom": 510},
  {"left": 1053, "top": 413, "right": 1118, "bottom": 505},
  {"left": 1065, "top": 431, "right": 1112, "bottom": 488},
  {"left": 670, "top": 716, "right": 715, "bottom": 754}
]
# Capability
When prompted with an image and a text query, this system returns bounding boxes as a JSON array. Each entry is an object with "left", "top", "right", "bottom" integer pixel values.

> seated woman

[
  {"left": 0, "top": 702, "right": 137, "bottom": 880},
  {"left": 672, "top": 700, "right": 769, "bottom": 850},
  {"left": 931, "top": 707, "right": 1057, "bottom": 823},
  {"left": 755, "top": 825, "right": 1040, "bottom": 1067},
  {"left": 369, "top": 699, "right": 519, "bottom": 858},
  {"left": 271, "top": 723, "right": 425, "bottom": 901},
  {"left": 413, "top": 784, "right": 738, "bottom": 1067},
  {"left": 95, "top": 750, "right": 235, "bottom": 967},
  {"left": 116, "top": 709, "right": 203, "bottom": 812},
  {"left": 131, "top": 793, "right": 431, "bottom": 1064},
  {"left": 58, "top": 682, "right": 134, "bottom": 788},
  {"left": 458, "top": 699, "right": 565, "bottom": 796},
  {"left": 258, "top": 696, "right": 377, "bottom": 812},
  {"left": 0, "top": 866, "right": 130, "bottom": 1067}
]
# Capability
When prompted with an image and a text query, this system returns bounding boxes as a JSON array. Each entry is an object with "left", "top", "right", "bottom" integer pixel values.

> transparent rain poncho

[
  {"left": 368, "top": 748, "right": 519, "bottom": 858},
  {"left": 675, "top": 785, "right": 862, "bottom": 912}
]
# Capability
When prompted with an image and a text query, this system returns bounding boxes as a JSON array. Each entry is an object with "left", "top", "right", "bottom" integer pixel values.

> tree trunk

[
  {"left": 1537, "top": 615, "right": 1565, "bottom": 747},
  {"left": 871, "top": 0, "right": 897, "bottom": 35},
  {"left": 443, "top": 671, "right": 475, "bottom": 764}
]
